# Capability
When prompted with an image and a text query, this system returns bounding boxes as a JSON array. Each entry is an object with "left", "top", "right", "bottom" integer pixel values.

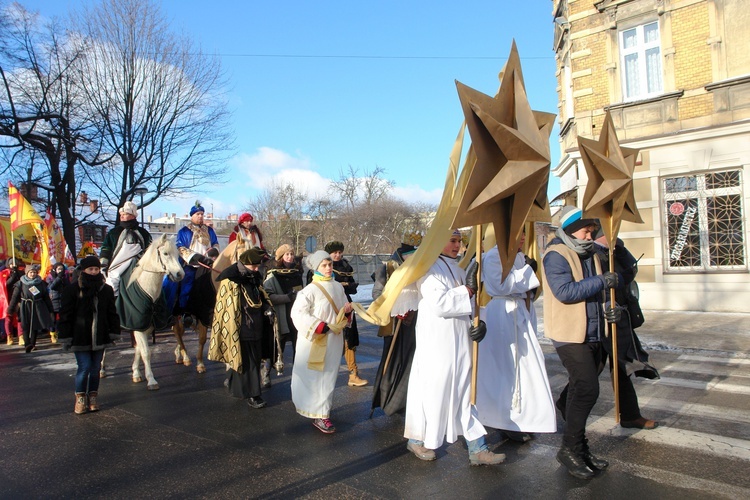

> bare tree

[
  {"left": 330, "top": 165, "right": 394, "bottom": 211},
  {"left": 248, "top": 180, "right": 309, "bottom": 254},
  {"left": 0, "top": 3, "right": 102, "bottom": 255},
  {"left": 72, "top": 0, "right": 234, "bottom": 223}
]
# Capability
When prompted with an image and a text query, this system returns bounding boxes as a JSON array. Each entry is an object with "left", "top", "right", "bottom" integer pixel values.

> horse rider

[
  {"left": 163, "top": 201, "right": 219, "bottom": 331},
  {"left": 100, "top": 201, "right": 152, "bottom": 298},
  {"left": 229, "top": 212, "right": 265, "bottom": 249}
]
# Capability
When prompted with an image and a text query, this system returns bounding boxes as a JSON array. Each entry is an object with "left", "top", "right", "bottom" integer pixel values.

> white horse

[{"left": 122, "top": 234, "right": 184, "bottom": 390}]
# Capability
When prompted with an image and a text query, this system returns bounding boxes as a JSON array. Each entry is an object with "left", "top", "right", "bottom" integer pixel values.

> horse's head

[{"left": 153, "top": 234, "right": 184, "bottom": 282}]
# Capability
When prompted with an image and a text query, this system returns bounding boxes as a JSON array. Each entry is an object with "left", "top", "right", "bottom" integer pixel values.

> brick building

[{"left": 552, "top": 0, "right": 750, "bottom": 312}]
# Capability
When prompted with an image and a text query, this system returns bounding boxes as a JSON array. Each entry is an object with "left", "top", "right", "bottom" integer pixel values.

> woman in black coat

[
  {"left": 58, "top": 256, "right": 121, "bottom": 414},
  {"left": 7, "top": 264, "right": 54, "bottom": 353}
]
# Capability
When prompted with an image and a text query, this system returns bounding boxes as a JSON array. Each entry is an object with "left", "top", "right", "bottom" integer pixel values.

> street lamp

[{"left": 133, "top": 185, "right": 148, "bottom": 226}]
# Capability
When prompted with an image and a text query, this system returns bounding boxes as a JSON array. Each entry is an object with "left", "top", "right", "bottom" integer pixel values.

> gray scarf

[{"left": 555, "top": 227, "right": 595, "bottom": 256}]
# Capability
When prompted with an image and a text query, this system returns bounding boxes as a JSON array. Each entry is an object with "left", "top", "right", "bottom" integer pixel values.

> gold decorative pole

[{"left": 470, "top": 224, "right": 482, "bottom": 405}]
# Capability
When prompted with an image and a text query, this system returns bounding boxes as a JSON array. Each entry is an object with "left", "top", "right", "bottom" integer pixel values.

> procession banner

[
  {"left": 0, "top": 217, "right": 43, "bottom": 264},
  {"left": 44, "top": 210, "right": 76, "bottom": 267},
  {"left": 8, "top": 182, "right": 44, "bottom": 231}
]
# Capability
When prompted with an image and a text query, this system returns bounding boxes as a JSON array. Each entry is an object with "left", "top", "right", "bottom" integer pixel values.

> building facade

[{"left": 552, "top": 0, "right": 750, "bottom": 312}]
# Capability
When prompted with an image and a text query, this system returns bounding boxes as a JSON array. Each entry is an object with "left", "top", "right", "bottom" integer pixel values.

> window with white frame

[
  {"left": 619, "top": 21, "right": 663, "bottom": 101},
  {"left": 663, "top": 169, "right": 746, "bottom": 271}
]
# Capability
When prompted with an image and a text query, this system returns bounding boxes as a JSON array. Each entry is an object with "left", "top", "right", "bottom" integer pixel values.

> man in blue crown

[{"left": 164, "top": 201, "right": 219, "bottom": 334}]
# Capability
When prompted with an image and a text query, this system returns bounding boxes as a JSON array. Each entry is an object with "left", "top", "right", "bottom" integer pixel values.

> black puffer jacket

[
  {"left": 46, "top": 269, "right": 71, "bottom": 312},
  {"left": 58, "top": 273, "right": 121, "bottom": 351}
]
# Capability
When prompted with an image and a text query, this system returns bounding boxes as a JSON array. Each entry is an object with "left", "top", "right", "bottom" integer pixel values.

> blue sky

[{"left": 21, "top": 0, "right": 561, "bottom": 221}]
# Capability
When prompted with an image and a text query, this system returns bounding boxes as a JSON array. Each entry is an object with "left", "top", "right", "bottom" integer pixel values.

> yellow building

[{"left": 552, "top": 0, "right": 750, "bottom": 312}]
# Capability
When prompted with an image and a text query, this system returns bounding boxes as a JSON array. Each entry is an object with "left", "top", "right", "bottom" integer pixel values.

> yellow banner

[{"left": 0, "top": 216, "right": 43, "bottom": 265}]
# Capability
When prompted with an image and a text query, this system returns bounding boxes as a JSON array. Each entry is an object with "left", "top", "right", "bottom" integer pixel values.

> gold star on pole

[
  {"left": 578, "top": 110, "right": 644, "bottom": 425},
  {"left": 453, "top": 41, "right": 551, "bottom": 281},
  {"left": 579, "top": 111, "right": 643, "bottom": 244}
]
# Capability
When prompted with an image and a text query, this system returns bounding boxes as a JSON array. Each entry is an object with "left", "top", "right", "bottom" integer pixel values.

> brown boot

[
  {"left": 6, "top": 335, "right": 13, "bottom": 345},
  {"left": 348, "top": 372, "right": 368, "bottom": 387},
  {"left": 88, "top": 392, "right": 99, "bottom": 412},
  {"left": 74, "top": 393, "right": 87, "bottom": 414}
]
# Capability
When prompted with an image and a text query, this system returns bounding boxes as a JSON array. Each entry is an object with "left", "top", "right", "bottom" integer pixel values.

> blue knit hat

[{"left": 189, "top": 201, "right": 205, "bottom": 216}]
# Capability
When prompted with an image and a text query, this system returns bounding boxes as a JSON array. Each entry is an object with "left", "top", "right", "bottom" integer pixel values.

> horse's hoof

[
  {"left": 147, "top": 383, "right": 159, "bottom": 391},
  {"left": 133, "top": 376, "right": 143, "bottom": 383},
  {"left": 100, "top": 371, "right": 108, "bottom": 378},
  {"left": 196, "top": 363, "right": 206, "bottom": 374},
  {"left": 183, "top": 358, "right": 192, "bottom": 367}
]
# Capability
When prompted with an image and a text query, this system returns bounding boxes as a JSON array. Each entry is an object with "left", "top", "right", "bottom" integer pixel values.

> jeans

[
  {"left": 555, "top": 342, "right": 604, "bottom": 449},
  {"left": 408, "top": 436, "right": 488, "bottom": 455},
  {"left": 75, "top": 350, "right": 105, "bottom": 394}
]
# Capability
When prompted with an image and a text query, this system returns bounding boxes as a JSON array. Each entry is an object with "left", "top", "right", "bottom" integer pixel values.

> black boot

[
  {"left": 556, "top": 446, "right": 595, "bottom": 479},
  {"left": 581, "top": 439, "right": 608, "bottom": 470}
]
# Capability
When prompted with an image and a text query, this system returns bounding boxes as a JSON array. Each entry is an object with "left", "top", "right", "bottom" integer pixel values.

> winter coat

[
  {"left": 332, "top": 258, "right": 359, "bottom": 347},
  {"left": 46, "top": 269, "right": 71, "bottom": 312},
  {"left": 8, "top": 276, "right": 54, "bottom": 334},
  {"left": 58, "top": 273, "right": 120, "bottom": 352},
  {"left": 99, "top": 220, "right": 152, "bottom": 268},
  {"left": 264, "top": 258, "right": 303, "bottom": 336},
  {"left": 541, "top": 237, "right": 607, "bottom": 343}
]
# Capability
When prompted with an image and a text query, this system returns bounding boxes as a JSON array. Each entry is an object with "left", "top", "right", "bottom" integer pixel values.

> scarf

[
  {"left": 20, "top": 275, "right": 43, "bottom": 286},
  {"left": 555, "top": 227, "right": 595, "bottom": 256},
  {"left": 312, "top": 271, "right": 332, "bottom": 282},
  {"left": 187, "top": 223, "right": 211, "bottom": 247}
]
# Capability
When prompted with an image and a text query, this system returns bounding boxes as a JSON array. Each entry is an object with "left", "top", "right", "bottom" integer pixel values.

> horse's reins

[{"left": 196, "top": 261, "right": 220, "bottom": 273}]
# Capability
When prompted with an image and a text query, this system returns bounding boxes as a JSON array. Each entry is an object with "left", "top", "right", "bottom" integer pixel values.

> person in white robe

[
  {"left": 291, "top": 250, "right": 352, "bottom": 434},
  {"left": 475, "top": 244, "right": 557, "bottom": 440},
  {"left": 403, "top": 230, "right": 505, "bottom": 466}
]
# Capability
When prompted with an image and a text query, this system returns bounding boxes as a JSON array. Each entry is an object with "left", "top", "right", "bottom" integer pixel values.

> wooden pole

[
  {"left": 608, "top": 217, "right": 621, "bottom": 423},
  {"left": 381, "top": 318, "right": 402, "bottom": 376},
  {"left": 470, "top": 224, "right": 481, "bottom": 405}
]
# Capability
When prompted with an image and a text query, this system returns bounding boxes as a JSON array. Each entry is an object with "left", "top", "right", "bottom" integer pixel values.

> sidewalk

[{"left": 535, "top": 301, "right": 750, "bottom": 358}]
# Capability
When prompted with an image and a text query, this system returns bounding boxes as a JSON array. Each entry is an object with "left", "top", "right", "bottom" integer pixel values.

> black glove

[
  {"left": 603, "top": 305, "right": 623, "bottom": 323},
  {"left": 287, "top": 291, "right": 296, "bottom": 302},
  {"left": 189, "top": 253, "right": 214, "bottom": 267},
  {"left": 469, "top": 320, "right": 487, "bottom": 343},
  {"left": 466, "top": 261, "right": 479, "bottom": 296},
  {"left": 602, "top": 272, "right": 620, "bottom": 289},
  {"left": 524, "top": 255, "right": 538, "bottom": 273}
]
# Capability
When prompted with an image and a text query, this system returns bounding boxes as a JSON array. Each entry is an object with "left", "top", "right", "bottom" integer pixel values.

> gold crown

[{"left": 402, "top": 231, "right": 423, "bottom": 247}]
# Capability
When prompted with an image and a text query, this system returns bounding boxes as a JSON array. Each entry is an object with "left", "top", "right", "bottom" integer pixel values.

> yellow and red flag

[{"left": 8, "top": 182, "right": 44, "bottom": 231}]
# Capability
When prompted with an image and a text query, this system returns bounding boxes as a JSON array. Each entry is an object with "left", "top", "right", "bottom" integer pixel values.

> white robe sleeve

[{"left": 418, "top": 270, "right": 472, "bottom": 319}]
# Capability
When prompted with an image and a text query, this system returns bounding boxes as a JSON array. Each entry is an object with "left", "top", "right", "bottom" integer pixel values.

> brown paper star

[
  {"left": 453, "top": 41, "right": 551, "bottom": 280},
  {"left": 579, "top": 111, "right": 643, "bottom": 244}
]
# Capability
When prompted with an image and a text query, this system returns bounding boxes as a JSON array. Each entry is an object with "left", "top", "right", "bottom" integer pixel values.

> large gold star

[
  {"left": 453, "top": 41, "right": 551, "bottom": 280},
  {"left": 579, "top": 111, "right": 643, "bottom": 244}
]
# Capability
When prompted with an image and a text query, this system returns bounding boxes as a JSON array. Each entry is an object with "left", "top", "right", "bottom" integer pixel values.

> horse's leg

[
  {"left": 196, "top": 322, "right": 208, "bottom": 374},
  {"left": 132, "top": 331, "right": 143, "bottom": 383},
  {"left": 134, "top": 328, "right": 159, "bottom": 390},
  {"left": 172, "top": 318, "right": 191, "bottom": 366},
  {"left": 100, "top": 349, "right": 108, "bottom": 378}
]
